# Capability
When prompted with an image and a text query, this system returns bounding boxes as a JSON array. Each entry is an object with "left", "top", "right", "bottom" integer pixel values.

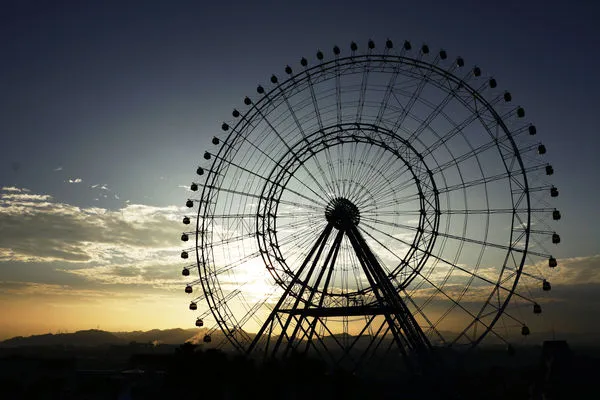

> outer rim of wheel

[{"left": 188, "top": 43, "right": 558, "bottom": 352}]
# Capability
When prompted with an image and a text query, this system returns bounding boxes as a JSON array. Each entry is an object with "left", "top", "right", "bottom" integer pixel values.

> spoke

[
  {"left": 360, "top": 215, "right": 542, "bottom": 256},
  {"left": 275, "top": 83, "right": 338, "bottom": 197},
  {"left": 335, "top": 56, "right": 342, "bottom": 125},
  {"left": 202, "top": 185, "right": 323, "bottom": 212},
  {"left": 374, "top": 64, "right": 401, "bottom": 126},
  {"left": 418, "top": 247, "right": 536, "bottom": 304},
  {"left": 220, "top": 120, "right": 328, "bottom": 203},
  {"left": 249, "top": 105, "right": 332, "bottom": 199},
  {"left": 209, "top": 151, "right": 326, "bottom": 208},
  {"left": 355, "top": 57, "right": 370, "bottom": 123},
  {"left": 406, "top": 82, "right": 458, "bottom": 143},
  {"left": 391, "top": 62, "right": 433, "bottom": 133}
]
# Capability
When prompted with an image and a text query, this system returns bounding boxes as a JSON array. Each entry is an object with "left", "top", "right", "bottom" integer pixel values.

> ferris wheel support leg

[
  {"left": 287, "top": 229, "right": 346, "bottom": 357},
  {"left": 246, "top": 223, "right": 334, "bottom": 356},
  {"left": 272, "top": 224, "right": 334, "bottom": 355},
  {"left": 346, "top": 226, "right": 433, "bottom": 372}
]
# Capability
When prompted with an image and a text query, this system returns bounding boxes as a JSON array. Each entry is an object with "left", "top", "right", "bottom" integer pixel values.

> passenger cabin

[
  {"left": 185, "top": 285, "right": 193, "bottom": 294},
  {"left": 550, "top": 186, "right": 559, "bottom": 197},
  {"left": 186, "top": 200, "right": 193, "bottom": 208},
  {"left": 183, "top": 216, "right": 190, "bottom": 225},
  {"left": 553, "top": 210, "right": 561, "bottom": 220},
  {"left": 528, "top": 125, "right": 537, "bottom": 135},
  {"left": 552, "top": 233, "right": 561, "bottom": 244},
  {"left": 533, "top": 304, "right": 542, "bottom": 314},
  {"left": 203, "top": 334, "right": 211, "bottom": 343},
  {"left": 542, "top": 280, "right": 552, "bottom": 291},
  {"left": 538, "top": 144, "right": 547, "bottom": 154},
  {"left": 189, "top": 302, "right": 197, "bottom": 310},
  {"left": 181, "top": 233, "right": 189, "bottom": 242},
  {"left": 182, "top": 268, "right": 190, "bottom": 276},
  {"left": 546, "top": 165, "right": 554, "bottom": 175},
  {"left": 521, "top": 326, "right": 530, "bottom": 336},
  {"left": 181, "top": 251, "right": 189, "bottom": 259},
  {"left": 195, "top": 318, "right": 204, "bottom": 327},
  {"left": 190, "top": 183, "right": 198, "bottom": 191},
  {"left": 549, "top": 257, "right": 557, "bottom": 268}
]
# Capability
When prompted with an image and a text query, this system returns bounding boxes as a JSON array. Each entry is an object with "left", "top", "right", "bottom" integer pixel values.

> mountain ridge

[{"left": 0, "top": 328, "right": 202, "bottom": 348}]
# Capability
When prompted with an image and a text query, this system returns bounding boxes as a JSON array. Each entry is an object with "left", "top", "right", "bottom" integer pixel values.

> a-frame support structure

[{"left": 247, "top": 197, "right": 433, "bottom": 372}]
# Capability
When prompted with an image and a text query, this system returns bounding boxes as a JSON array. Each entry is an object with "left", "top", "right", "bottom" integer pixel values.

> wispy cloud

[
  {"left": 68, "top": 178, "right": 83, "bottom": 184},
  {"left": 0, "top": 187, "right": 184, "bottom": 264},
  {"left": 53, "top": 166, "right": 63, "bottom": 172},
  {"left": 1, "top": 187, "right": 30, "bottom": 193},
  {"left": 90, "top": 183, "right": 109, "bottom": 190},
  {"left": 1, "top": 192, "right": 52, "bottom": 201},
  {"left": 549, "top": 254, "right": 600, "bottom": 285},
  {"left": 0, "top": 281, "right": 135, "bottom": 298}
]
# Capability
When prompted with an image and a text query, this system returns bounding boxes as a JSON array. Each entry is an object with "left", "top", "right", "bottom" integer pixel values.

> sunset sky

[{"left": 1, "top": 0, "right": 599, "bottom": 342}]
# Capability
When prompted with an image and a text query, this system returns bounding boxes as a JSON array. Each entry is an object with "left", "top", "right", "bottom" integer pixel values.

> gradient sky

[{"left": 1, "top": 0, "right": 599, "bottom": 341}]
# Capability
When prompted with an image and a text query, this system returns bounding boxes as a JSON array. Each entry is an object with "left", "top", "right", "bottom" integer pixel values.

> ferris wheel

[{"left": 180, "top": 39, "right": 560, "bottom": 371}]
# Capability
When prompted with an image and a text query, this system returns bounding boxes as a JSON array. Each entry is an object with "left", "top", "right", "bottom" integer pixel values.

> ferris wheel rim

[{"left": 183, "top": 40, "right": 559, "bottom": 357}]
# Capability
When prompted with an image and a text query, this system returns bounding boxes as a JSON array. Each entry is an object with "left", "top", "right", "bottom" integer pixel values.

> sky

[{"left": 1, "top": 0, "right": 599, "bottom": 342}]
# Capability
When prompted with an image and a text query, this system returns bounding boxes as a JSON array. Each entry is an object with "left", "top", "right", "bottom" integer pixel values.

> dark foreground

[{"left": 0, "top": 342, "right": 598, "bottom": 399}]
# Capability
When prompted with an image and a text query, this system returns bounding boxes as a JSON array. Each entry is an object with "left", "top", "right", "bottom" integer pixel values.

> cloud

[
  {"left": 59, "top": 262, "right": 183, "bottom": 290},
  {"left": 0, "top": 280, "right": 135, "bottom": 299},
  {"left": 0, "top": 187, "right": 184, "bottom": 264},
  {"left": 1, "top": 187, "right": 30, "bottom": 193},
  {"left": 549, "top": 254, "right": 600, "bottom": 285},
  {"left": 68, "top": 178, "right": 83, "bottom": 183},
  {"left": 90, "top": 183, "right": 109, "bottom": 190},
  {"left": 53, "top": 166, "right": 63, "bottom": 171},
  {"left": 1, "top": 192, "right": 52, "bottom": 202}
]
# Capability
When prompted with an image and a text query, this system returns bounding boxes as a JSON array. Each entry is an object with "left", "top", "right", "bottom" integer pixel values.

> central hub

[{"left": 325, "top": 197, "right": 360, "bottom": 230}]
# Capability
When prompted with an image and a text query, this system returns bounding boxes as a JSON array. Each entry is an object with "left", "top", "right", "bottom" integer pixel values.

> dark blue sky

[
  {"left": 3, "top": 0, "right": 598, "bottom": 255},
  {"left": 0, "top": 0, "right": 599, "bottom": 337}
]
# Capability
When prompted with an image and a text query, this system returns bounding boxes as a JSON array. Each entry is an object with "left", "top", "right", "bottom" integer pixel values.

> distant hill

[
  {"left": 2, "top": 327, "right": 595, "bottom": 350},
  {"left": 0, "top": 328, "right": 201, "bottom": 348},
  {"left": 113, "top": 328, "right": 201, "bottom": 345}
]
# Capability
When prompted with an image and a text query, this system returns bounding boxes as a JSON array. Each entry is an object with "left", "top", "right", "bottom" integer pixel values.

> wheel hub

[{"left": 325, "top": 197, "right": 360, "bottom": 230}]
